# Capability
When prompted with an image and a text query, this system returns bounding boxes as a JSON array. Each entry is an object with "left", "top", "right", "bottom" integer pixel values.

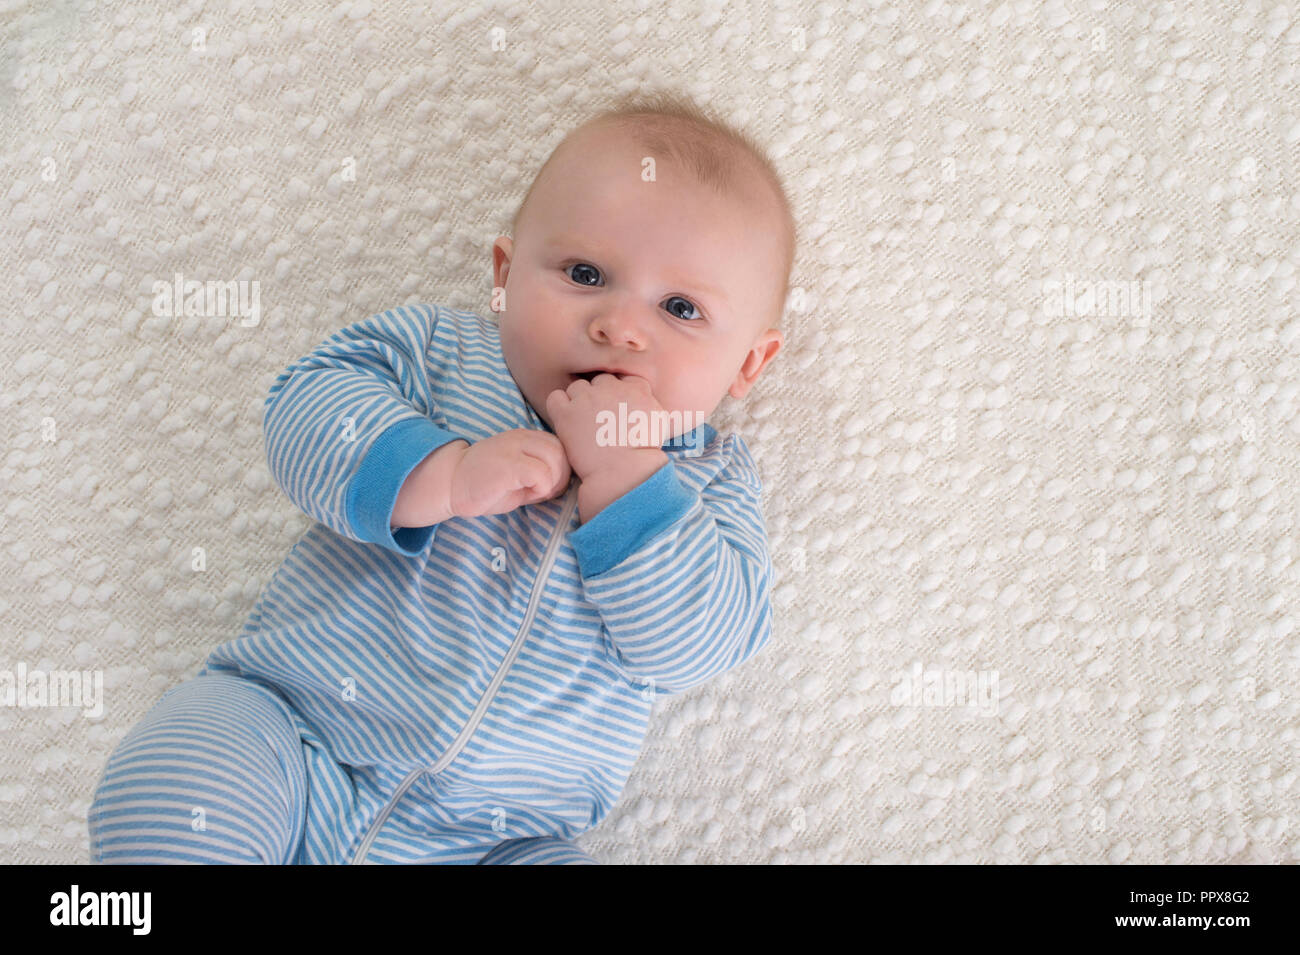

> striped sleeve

[
  {"left": 567, "top": 436, "right": 775, "bottom": 695},
  {"left": 262, "top": 304, "right": 471, "bottom": 556}
]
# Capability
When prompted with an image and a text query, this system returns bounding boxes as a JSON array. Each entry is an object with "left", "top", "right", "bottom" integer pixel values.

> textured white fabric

[{"left": 2, "top": 0, "right": 1298, "bottom": 864}]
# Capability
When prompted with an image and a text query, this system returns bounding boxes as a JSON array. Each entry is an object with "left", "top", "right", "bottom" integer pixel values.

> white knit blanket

[{"left": 2, "top": 0, "right": 1297, "bottom": 863}]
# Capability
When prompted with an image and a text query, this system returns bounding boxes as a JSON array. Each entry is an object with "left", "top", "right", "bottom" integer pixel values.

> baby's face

[{"left": 492, "top": 125, "right": 784, "bottom": 440}]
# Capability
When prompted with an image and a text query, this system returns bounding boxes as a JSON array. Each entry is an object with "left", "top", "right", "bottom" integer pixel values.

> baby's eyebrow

[
  {"left": 545, "top": 232, "right": 587, "bottom": 250},
  {"left": 664, "top": 272, "right": 726, "bottom": 304},
  {"left": 546, "top": 233, "right": 727, "bottom": 305}
]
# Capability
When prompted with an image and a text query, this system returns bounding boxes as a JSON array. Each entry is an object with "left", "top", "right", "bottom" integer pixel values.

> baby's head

[{"left": 491, "top": 93, "right": 796, "bottom": 438}]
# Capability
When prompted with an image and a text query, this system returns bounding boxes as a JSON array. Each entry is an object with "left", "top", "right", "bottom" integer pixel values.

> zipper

[{"left": 349, "top": 478, "right": 580, "bottom": 864}]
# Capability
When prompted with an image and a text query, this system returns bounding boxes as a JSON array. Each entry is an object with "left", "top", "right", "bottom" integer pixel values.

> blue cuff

[
  {"left": 568, "top": 460, "right": 697, "bottom": 578},
  {"left": 345, "top": 417, "right": 469, "bottom": 556},
  {"left": 663, "top": 420, "right": 716, "bottom": 457}
]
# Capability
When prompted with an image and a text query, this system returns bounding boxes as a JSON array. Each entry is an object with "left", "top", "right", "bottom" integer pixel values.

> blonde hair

[{"left": 510, "top": 92, "right": 796, "bottom": 331}]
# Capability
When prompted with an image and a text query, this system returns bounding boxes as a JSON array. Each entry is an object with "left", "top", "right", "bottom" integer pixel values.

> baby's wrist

[
  {"left": 577, "top": 448, "right": 668, "bottom": 522},
  {"left": 391, "top": 439, "right": 469, "bottom": 529},
  {"left": 579, "top": 447, "right": 666, "bottom": 485}
]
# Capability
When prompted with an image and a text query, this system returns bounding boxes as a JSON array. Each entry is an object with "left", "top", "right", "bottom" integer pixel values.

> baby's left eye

[{"left": 663, "top": 296, "right": 701, "bottom": 321}]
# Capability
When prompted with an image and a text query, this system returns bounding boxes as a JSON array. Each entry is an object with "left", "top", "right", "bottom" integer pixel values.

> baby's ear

[
  {"left": 729, "top": 330, "right": 782, "bottom": 398},
  {"left": 491, "top": 236, "right": 514, "bottom": 301}
]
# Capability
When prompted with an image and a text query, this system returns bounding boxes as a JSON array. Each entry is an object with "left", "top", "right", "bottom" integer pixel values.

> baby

[{"left": 88, "top": 93, "right": 795, "bottom": 864}]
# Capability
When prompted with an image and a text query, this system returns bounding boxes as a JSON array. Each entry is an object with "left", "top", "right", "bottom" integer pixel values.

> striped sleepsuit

[{"left": 88, "top": 303, "right": 774, "bottom": 864}]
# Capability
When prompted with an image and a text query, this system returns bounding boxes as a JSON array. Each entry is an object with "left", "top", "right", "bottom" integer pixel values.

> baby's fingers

[
  {"left": 514, "top": 455, "right": 553, "bottom": 498},
  {"left": 521, "top": 443, "right": 571, "bottom": 501}
]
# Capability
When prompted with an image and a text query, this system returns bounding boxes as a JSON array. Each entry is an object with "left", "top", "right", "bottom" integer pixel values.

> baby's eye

[
  {"left": 663, "top": 296, "right": 702, "bottom": 322},
  {"left": 566, "top": 263, "right": 602, "bottom": 286}
]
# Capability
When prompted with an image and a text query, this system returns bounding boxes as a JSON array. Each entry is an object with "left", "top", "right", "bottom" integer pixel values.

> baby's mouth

[{"left": 569, "top": 369, "right": 636, "bottom": 383}]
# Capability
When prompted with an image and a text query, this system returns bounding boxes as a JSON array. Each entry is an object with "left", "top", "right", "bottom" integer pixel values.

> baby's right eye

[{"left": 565, "top": 263, "right": 602, "bottom": 286}]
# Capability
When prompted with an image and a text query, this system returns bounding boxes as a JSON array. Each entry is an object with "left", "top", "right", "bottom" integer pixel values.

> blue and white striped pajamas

[{"left": 88, "top": 304, "right": 774, "bottom": 864}]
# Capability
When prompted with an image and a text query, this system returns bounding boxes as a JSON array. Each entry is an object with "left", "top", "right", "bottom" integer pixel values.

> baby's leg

[
  {"left": 476, "top": 836, "right": 600, "bottom": 865},
  {"left": 88, "top": 675, "right": 308, "bottom": 864}
]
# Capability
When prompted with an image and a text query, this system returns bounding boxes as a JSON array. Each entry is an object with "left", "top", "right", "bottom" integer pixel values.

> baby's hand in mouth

[{"left": 545, "top": 373, "right": 666, "bottom": 480}]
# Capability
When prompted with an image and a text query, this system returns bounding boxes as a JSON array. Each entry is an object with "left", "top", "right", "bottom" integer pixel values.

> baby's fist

[{"left": 448, "top": 429, "right": 572, "bottom": 518}]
